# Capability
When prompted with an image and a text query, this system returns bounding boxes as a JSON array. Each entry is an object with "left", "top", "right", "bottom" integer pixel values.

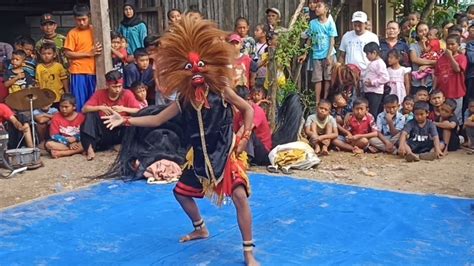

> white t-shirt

[{"left": 339, "top": 30, "right": 379, "bottom": 70}]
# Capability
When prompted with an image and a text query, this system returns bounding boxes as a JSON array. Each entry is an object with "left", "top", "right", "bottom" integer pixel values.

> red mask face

[{"left": 185, "top": 52, "right": 206, "bottom": 87}]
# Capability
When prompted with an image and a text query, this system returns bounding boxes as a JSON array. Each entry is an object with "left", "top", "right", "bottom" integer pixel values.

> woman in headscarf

[{"left": 118, "top": 0, "right": 148, "bottom": 55}]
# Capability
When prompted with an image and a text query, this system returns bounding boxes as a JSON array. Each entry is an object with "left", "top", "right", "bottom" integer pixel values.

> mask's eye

[
  {"left": 184, "top": 63, "right": 192, "bottom": 70},
  {"left": 197, "top": 61, "right": 205, "bottom": 67}
]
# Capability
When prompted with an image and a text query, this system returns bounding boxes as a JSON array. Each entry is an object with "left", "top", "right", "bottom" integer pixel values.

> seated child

[
  {"left": 250, "top": 86, "right": 270, "bottom": 117},
  {"left": 45, "top": 94, "right": 85, "bottom": 158},
  {"left": 414, "top": 87, "right": 430, "bottom": 103},
  {"left": 304, "top": 99, "right": 338, "bottom": 155},
  {"left": 370, "top": 94, "right": 406, "bottom": 153},
  {"left": 434, "top": 99, "right": 460, "bottom": 153},
  {"left": 130, "top": 81, "right": 148, "bottom": 109},
  {"left": 3, "top": 50, "right": 35, "bottom": 93},
  {"left": 331, "top": 93, "right": 350, "bottom": 127},
  {"left": 428, "top": 89, "right": 445, "bottom": 121},
  {"left": 332, "top": 97, "right": 378, "bottom": 154},
  {"left": 33, "top": 103, "right": 58, "bottom": 144},
  {"left": 464, "top": 98, "right": 474, "bottom": 149},
  {"left": 399, "top": 101, "right": 444, "bottom": 161},
  {"left": 399, "top": 95, "right": 414, "bottom": 121}
]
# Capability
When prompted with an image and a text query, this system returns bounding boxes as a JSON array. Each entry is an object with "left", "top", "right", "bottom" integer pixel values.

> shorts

[
  {"left": 311, "top": 59, "right": 332, "bottom": 82},
  {"left": 407, "top": 140, "right": 434, "bottom": 154},
  {"left": 174, "top": 166, "right": 249, "bottom": 199}
]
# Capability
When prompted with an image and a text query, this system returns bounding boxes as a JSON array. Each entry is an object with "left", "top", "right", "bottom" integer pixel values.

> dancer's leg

[
  {"left": 232, "top": 185, "right": 259, "bottom": 266},
  {"left": 174, "top": 191, "right": 209, "bottom": 242}
]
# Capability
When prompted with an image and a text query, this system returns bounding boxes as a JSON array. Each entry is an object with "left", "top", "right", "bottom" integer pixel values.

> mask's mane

[{"left": 154, "top": 15, "right": 235, "bottom": 103}]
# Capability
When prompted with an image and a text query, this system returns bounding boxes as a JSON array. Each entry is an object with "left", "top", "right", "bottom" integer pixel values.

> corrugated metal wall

[{"left": 109, "top": 0, "right": 301, "bottom": 34}]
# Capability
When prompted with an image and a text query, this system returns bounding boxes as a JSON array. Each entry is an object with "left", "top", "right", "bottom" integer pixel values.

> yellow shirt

[
  {"left": 64, "top": 26, "right": 96, "bottom": 74},
  {"left": 36, "top": 62, "right": 68, "bottom": 102}
]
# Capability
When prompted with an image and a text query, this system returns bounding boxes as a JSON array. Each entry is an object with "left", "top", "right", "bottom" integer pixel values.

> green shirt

[{"left": 35, "top": 34, "right": 68, "bottom": 68}]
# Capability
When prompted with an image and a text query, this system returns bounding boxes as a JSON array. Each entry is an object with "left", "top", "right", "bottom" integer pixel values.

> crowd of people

[{"left": 0, "top": 0, "right": 473, "bottom": 166}]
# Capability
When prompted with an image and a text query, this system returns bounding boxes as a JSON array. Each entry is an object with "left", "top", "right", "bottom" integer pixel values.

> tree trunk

[
  {"left": 267, "top": 47, "right": 278, "bottom": 130},
  {"left": 421, "top": 0, "right": 437, "bottom": 21}
]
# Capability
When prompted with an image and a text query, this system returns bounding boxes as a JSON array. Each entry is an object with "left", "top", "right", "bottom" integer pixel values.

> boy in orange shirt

[{"left": 64, "top": 4, "right": 102, "bottom": 112}]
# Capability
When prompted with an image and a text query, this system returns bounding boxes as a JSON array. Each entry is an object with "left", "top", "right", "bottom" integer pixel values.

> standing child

[
  {"left": 253, "top": 24, "right": 268, "bottom": 88},
  {"left": 304, "top": 99, "right": 338, "bottom": 155},
  {"left": 45, "top": 94, "right": 85, "bottom": 158},
  {"left": 434, "top": 99, "right": 460, "bottom": 153},
  {"left": 36, "top": 42, "right": 69, "bottom": 106},
  {"left": 64, "top": 4, "right": 102, "bottom": 112},
  {"left": 332, "top": 97, "right": 379, "bottom": 154},
  {"left": 386, "top": 49, "right": 411, "bottom": 102},
  {"left": 111, "top": 31, "right": 127, "bottom": 73},
  {"left": 35, "top": 13, "right": 68, "bottom": 68},
  {"left": 407, "top": 12, "right": 421, "bottom": 44},
  {"left": 400, "top": 95, "right": 415, "bottom": 121},
  {"left": 370, "top": 94, "right": 406, "bottom": 153},
  {"left": 399, "top": 101, "right": 444, "bottom": 161},
  {"left": 3, "top": 50, "right": 35, "bottom": 93},
  {"left": 299, "top": 1, "right": 337, "bottom": 104},
  {"left": 433, "top": 34, "right": 467, "bottom": 125},
  {"left": 362, "top": 42, "right": 390, "bottom": 118},
  {"left": 167, "top": 9, "right": 182, "bottom": 28},
  {"left": 130, "top": 81, "right": 148, "bottom": 109},
  {"left": 234, "top": 17, "right": 255, "bottom": 57},
  {"left": 228, "top": 34, "right": 253, "bottom": 89},
  {"left": 464, "top": 98, "right": 474, "bottom": 149}
]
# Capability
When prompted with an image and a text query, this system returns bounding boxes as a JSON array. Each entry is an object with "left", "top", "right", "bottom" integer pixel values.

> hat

[
  {"left": 266, "top": 8, "right": 281, "bottom": 18},
  {"left": 351, "top": 11, "right": 368, "bottom": 23},
  {"left": 228, "top": 33, "right": 242, "bottom": 43},
  {"left": 40, "top": 13, "right": 56, "bottom": 25}
]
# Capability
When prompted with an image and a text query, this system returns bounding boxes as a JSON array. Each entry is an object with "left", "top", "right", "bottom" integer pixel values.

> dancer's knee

[{"left": 232, "top": 185, "right": 248, "bottom": 207}]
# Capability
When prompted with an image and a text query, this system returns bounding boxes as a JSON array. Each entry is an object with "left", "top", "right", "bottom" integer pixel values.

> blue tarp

[{"left": 1, "top": 173, "right": 473, "bottom": 265}]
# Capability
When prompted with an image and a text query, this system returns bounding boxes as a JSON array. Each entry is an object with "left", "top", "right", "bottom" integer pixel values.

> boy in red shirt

[
  {"left": 433, "top": 34, "right": 467, "bottom": 124},
  {"left": 45, "top": 94, "right": 85, "bottom": 158},
  {"left": 332, "top": 97, "right": 379, "bottom": 154},
  {"left": 81, "top": 70, "right": 140, "bottom": 160}
]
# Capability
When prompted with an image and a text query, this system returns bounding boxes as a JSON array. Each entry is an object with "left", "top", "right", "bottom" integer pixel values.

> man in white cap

[{"left": 338, "top": 11, "right": 379, "bottom": 70}]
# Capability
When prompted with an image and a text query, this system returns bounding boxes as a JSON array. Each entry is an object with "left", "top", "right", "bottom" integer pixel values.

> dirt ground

[{"left": 1, "top": 149, "right": 473, "bottom": 210}]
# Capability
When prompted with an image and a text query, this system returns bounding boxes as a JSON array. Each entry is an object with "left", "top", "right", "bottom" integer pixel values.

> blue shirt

[
  {"left": 118, "top": 22, "right": 148, "bottom": 55},
  {"left": 379, "top": 39, "right": 411, "bottom": 67},
  {"left": 376, "top": 111, "right": 406, "bottom": 137},
  {"left": 308, "top": 18, "right": 338, "bottom": 60},
  {"left": 123, "top": 63, "right": 155, "bottom": 90}
]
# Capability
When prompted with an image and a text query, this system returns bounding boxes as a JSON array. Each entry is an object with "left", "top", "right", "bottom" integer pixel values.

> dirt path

[{"left": 1, "top": 150, "right": 473, "bottom": 209}]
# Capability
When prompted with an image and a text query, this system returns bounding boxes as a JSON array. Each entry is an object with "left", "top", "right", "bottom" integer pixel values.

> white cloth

[
  {"left": 268, "top": 141, "right": 321, "bottom": 170},
  {"left": 387, "top": 66, "right": 411, "bottom": 102}
]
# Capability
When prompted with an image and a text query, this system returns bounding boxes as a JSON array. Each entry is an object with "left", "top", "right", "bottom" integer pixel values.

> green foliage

[
  {"left": 388, "top": 0, "right": 460, "bottom": 26},
  {"left": 278, "top": 79, "right": 298, "bottom": 104},
  {"left": 275, "top": 15, "right": 309, "bottom": 69}
]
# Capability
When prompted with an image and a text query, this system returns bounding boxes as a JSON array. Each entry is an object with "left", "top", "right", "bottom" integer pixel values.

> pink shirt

[{"left": 363, "top": 58, "right": 389, "bottom": 94}]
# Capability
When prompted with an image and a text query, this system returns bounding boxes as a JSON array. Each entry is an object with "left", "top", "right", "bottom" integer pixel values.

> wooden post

[
  {"left": 267, "top": 47, "right": 278, "bottom": 130},
  {"left": 90, "top": 0, "right": 112, "bottom": 89}
]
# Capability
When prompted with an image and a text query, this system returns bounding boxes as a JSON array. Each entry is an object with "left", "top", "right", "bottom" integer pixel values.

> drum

[{"left": 5, "top": 148, "right": 41, "bottom": 169}]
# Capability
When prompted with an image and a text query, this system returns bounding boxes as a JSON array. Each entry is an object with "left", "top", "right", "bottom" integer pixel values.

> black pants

[
  {"left": 365, "top": 92, "right": 383, "bottom": 118},
  {"left": 80, "top": 112, "right": 123, "bottom": 151},
  {"left": 247, "top": 133, "right": 270, "bottom": 166},
  {"left": 464, "top": 78, "right": 474, "bottom": 114}
]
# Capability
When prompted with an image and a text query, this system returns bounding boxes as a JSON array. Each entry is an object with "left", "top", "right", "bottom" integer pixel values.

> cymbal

[{"left": 5, "top": 88, "right": 56, "bottom": 111}]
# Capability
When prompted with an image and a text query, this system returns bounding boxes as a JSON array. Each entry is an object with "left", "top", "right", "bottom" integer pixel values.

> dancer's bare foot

[
  {"left": 244, "top": 251, "right": 259, "bottom": 266},
  {"left": 179, "top": 227, "right": 209, "bottom": 243}
]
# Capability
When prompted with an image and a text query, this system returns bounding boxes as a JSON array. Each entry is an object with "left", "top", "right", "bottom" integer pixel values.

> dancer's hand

[
  {"left": 102, "top": 110, "right": 124, "bottom": 130},
  {"left": 236, "top": 137, "right": 248, "bottom": 155}
]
